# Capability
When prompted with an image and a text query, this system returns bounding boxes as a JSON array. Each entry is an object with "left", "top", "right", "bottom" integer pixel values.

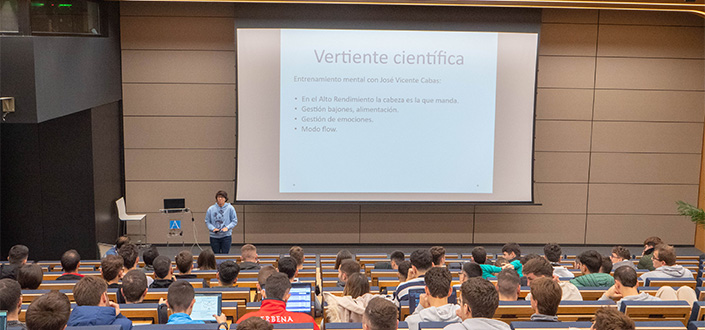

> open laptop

[
  {"left": 286, "top": 282, "right": 313, "bottom": 315},
  {"left": 163, "top": 198, "right": 186, "bottom": 213},
  {"left": 408, "top": 288, "right": 457, "bottom": 314}
]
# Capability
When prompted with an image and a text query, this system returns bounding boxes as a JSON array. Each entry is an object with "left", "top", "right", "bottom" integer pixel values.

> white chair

[{"left": 116, "top": 197, "right": 147, "bottom": 244}]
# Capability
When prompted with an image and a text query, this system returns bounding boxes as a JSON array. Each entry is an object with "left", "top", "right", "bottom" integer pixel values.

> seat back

[{"left": 116, "top": 197, "right": 128, "bottom": 218}]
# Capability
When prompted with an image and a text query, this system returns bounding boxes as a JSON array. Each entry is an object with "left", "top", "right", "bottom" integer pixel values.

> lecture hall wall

[{"left": 120, "top": 3, "right": 704, "bottom": 245}]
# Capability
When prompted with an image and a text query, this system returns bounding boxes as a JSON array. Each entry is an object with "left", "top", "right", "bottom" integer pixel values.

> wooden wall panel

[
  {"left": 590, "top": 153, "right": 701, "bottom": 184},
  {"left": 595, "top": 58, "right": 704, "bottom": 90},
  {"left": 591, "top": 122, "right": 703, "bottom": 153},
  {"left": 539, "top": 23, "right": 597, "bottom": 56},
  {"left": 598, "top": 11, "right": 703, "bottom": 26},
  {"left": 593, "top": 90, "right": 704, "bottom": 122},
  {"left": 128, "top": 211, "right": 245, "bottom": 244},
  {"left": 597, "top": 25, "right": 704, "bottom": 59},
  {"left": 121, "top": 17, "right": 235, "bottom": 51},
  {"left": 475, "top": 184, "right": 587, "bottom": 214},
  {"left": 534, "top": 152, "right": 590, "bottom": 183},
  {"left": 542, "top": 9, "right": 598, "bottom": 24},
  {"left": 534, "top": 121, "right": 592, "bottom": 152},
  {"left": 536, "top": 89, "right": 594, "bottom": 121},
  {"left": 244, "top": 213, "right": 360, "bottom": 243},
  {"left": 360, "top": 213, "right": 473, "bottom": 243},
  {"left": 585, "top": 215, "right": 694, "bottom": 245},
  {"left": 122, "top": 84, "right": 236, "bottom": 117},
  {"left": 537, "top": 56, "right": 596, "bottom": 88},
  {"left": 124, "top": 149, "right": 236, "bottom": 181},
  {"left": 587, "top": 184, "right": 699, "bottom": 215},
  {"left": 122, "top": 51, "right": 236, "bottom": 83},
  {"left": 123, "top": 117, "right": 236, "bottom": 149},
  {"left": 474, "top": 214, "right": 587, "bottom": 244}
]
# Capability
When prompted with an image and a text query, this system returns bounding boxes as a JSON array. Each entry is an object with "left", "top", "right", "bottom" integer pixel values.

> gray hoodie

[
  {"left": 617, "top": 292, "right": 661, "bottom": 310},
  {"left": 638, "top": 265, "right": 694, "bottom": 281},
  {"left": 406, "top": 304, "right": 461, "bottom": 330},
  {"left": 443, "top": 318, "right": 511, "bottom": 330}
]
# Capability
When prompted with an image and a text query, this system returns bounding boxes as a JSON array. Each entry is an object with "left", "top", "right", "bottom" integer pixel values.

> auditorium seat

[
  {"left": 67, "top": 326, "right": 121, "bottom": 330},
  {"left": 688, "top": 321, "right": 705, "bottom": 330},
  {"left": 644, "top": 278, "right": 697, "bottom": 289},
  {"left": 324, "top": 322, "right": 409, "bottom": 330},
  {"left": 633, "top": 321, "right": 686, "bottom": 330},
  {"left": 689, "top": 301, "right": 705, "bottom": 322},
  {"left": 620, "top": 300, "right": 691, "bottom": 325},
  {"left": 510, "top": 321, "right": 592, "bottom": 330}
]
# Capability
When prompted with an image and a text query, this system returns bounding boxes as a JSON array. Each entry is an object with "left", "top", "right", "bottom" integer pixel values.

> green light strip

[
  {"left": 30, "top": 3, "right": 45, "bottom": 6},
  {"left": 58, "top": 4, "right": 72, "bottom": 6}
]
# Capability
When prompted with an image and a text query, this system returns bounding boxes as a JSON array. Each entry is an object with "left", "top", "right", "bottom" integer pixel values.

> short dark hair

[
  {"left": 0, "top": 278, "right": 22, "bottom": 313},
  {"left": 543, "top": 244, "right": 562, "bottom": 263},
  {"left": 216, "top": 190, "right": 229, "bottom": 202},
  {"left": 497, "top": 269, "right": 520, "bottom": 298},
  {"left": 397, "top": 261, "right": 411, "bottom": 280},
  {"left": 424, "top": 267, "right": 452, "bottom": 298},
  {"left": 502, "top": 243, "right": 521, "bottom": 258},
  {"left": 614, "top": 266, "right": 638, "bottom": 288},
  {"left": 8, "top": 245, "right": 29, "bottom": 264},
  {"left": 218, "top": 260, "right": 240, "bottom": 285},
  {"left": 101, "top": 255, "right": 124, "bottom": 282},
  {"left": 593, "top": 307, "right": 635, "bottom": 330},
  {"left": 471, "top": 247, "right": 487, "bottom": 264},
  {"left": 153, "top": 255, "right": 172, "bottom": 279},
  {"left": 335, "top": 250, "right": 354, "bottom": 270},
  {"left": 430, "top": 246, "right": 446, "bottom": 266},
  {"left": 523, "top": 258, "right": 553, "bottom": 278},
  {"left": 264, "top": 272, "right": 291, "bottom": 300},
  {"left": 577, "top": 250, "right": 603, "bottom": 273},
  {"left": 26, "top": 291, "right": 71, "bottom": 330},
  {"left": 460, "top": 277, "right": 499, "bottom": 318},
  {"left": 118, "top": 243, "right": 139, "bottom": 269},
  {"left": 115, "top": 236, "right": 130, "bottom": 249},
  {"left": 462, "top": 262, "right": 483, "bottom": 278},
  {"left": 530, "top": 277, "right": 561, "bottom": 316},
  {"left": 73, "top": 276, "right": 107, "bottom": 306},
  {"left": 363, "top": 297, "right": 398, "bottom": 330},
  {"left": 522, "top": 254, "right": 542, "bottom": 265},
  {"left": 60, "top": 250, "right": 80, "bottom": 273},
  {"left": 122, "top": 269, "right": 148, "bottom": 303},
  {"left": 289, "top": 246, "right": 304, "bottom": 266},
  {"left": 644, "top": 236, "right": 663, "bottom": 248},
  {"left": 390, "top": 251, "right": 405, "bottom": 265},
  {"left": 167, "top": 280, "right": 195, "bottom": 311},
  {"left": 277, "top": 257, "right": 298, "bottom": 279},
  {"left": 340, "top": 259, "right": 361, "bottom": 278},
  {"left": 258, "top": 265, "right": 277, "bottom": 288},
  {"left": 343, "top": 272, "right": 370, "bottom": 298},
  {"left": 600, "top": 256, "right": 613, "bottom": 274},
  {"left": 655, "top": 244, "right": 677, "bottom": 265},
  {"left": 611, "top": 246, "right": 631, "bottom": 261},
  {"left": 143, "top": 246, "right": 159, "bottom": 267},
  {"left": 410, "top": 249, "right": 433, "bottom": 272},
  {"left": 237, "top": 316, "right": 274, "bottom": 330},
  {"left": 18, "top": 264, "right": 44, "bottom": 290},
  {"left": 175, "top": 250, "right": 194, "bottom": 273},
  {"left": 197, "top": 249, "right": 217, "bottom": 270}
]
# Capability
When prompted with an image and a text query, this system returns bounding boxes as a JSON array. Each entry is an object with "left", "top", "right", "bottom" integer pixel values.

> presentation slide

[{"left": 236, "top": 28, "right": 537, "bottom": 202}]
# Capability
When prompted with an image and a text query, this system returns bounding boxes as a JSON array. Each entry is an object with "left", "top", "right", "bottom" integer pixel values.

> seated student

[
  {"left": 443, "top": 277, "right": 510, "bottom": 330},
  {"left": 600, "top": 256, "right": 612, "bottom": 274},
  {"left": 1, "top": 245, "right": 29, "bottom": 280},
  {"left": 543, "top": 243, "right": 574, "bottom": 279},
  {"left": 175, "top": 250, "right": 197, "bottom": 279},
  {"left": 56, "top": 250, "right": 84, "bottom": 280},
  {"left": 150, "top": 255, "right": 175, "bottom": 288},
  {"left": 122, "top": 269, "right": 149, "bottom": 304},
  {"left": 18, "top": 264, "right": 43, "bottom": 290},
  {"left": 119, "top": 243, "right": 154, "bottom": 286},
  {"left": 101, "top": 255, "right": 124, "bottom": 288},
  {"left": 638, "top": 236, "right": 663, "bottom": 271},
  {"left": 165, "top": 280, "right": 227, "bottom": 326},
  {"left": 591, "top": 307, "right": 635, "bottom": 330},
  {"left": 237, "top": 317, "right": 274, "bottom": 330},
  {"left": 494, "top": 257, "right": 508, "bottom": 267},
  {"left": 197, "top": 248, "right": 217, "bottom": 270},
  {"left": 278, "top": 257, "right": 299, "bottom": 282},
  {"left": 289, "top": 246, "right": 305, "bottom": 271},
  {"left": 376, "top": 250, "right": 405, "bottom": 270},
  {"left": 570, "top": 250, "right": 614, "bottom": 288},
  {"left": 26, "top": 291, "right": 71, "bottom": 330},
  {"left": 470, "top": 246, "right": 506, "bottom": 279},
  {"left": 214, "top": 260, "right": 240, "bottom": 288},
  {"left": 324, "top": 272, "right": 383, "bottom": 322},
  {"left": 142, "top": 246, "right": 159, "bottom": 273},
  {"left": 235, "top": 272, "right": 321, "bottom": 330},
  {"left": 599, "top": 266, "right": 661, "bottom": 309},
  {"left": 256, "top": 265, "right": 278, "bottom": 301},
  {"left": 338, "top": 259, "right": 361, "bottom": 288},
  {"left": 528, "top": 277, "right": 562, "bottom": 322},
  {"left": 639, "top": 244, "right": 694, "bottom": 281},
  {"left": 397, "top": 261, "right": 411, "bottom": 282},
  {"left": 523, "top": 258, "right": 582, "bottom": 301},
  {"left": 502, "top": 243, "right": 524, "bottom": 277},
  {"left": 239, "top": 244, "right": 261, "bottom": 270},
  {"left": 335, "top": 250, "right": 354, "bottom": 270},
  {"left": 104, "top": 236, "right": 130, "bottom": 258},
  {"left": 497, "top": 268, "right": 521, "bottom": 301},
  {"left": 610, "top": 246, "right": 637, "bottom": 271},
  {"left": 430, "top": 246, "right": 446, "bottom": 267},
  {"left": 405, "top": 267, "right": 460, "bottom": 330},
  {"left": 394, "top": 249, "right": 433, "bottom": 302},
  {"left": 1, "top": 279, "right": 26, "bottom": 330},
  {"left": 459, "top": 262, "right": 483, "bottom": 283},
  {"left": 363, "top": 297, "right": 399, "bottom": 330},
  {"left": 67, "top": 276, "right": 133, "bottom": 330}
]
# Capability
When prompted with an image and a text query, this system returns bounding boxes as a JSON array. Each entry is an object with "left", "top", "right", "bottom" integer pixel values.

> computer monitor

[
  {"left": 163, "top": 198, "right": 185, "bottom": 210},
  {"left": 286, "top": 282, "right": 313, "bottom": 315},
  {"left": 190, "top": 293, "right": 222, "bottom": 322}
]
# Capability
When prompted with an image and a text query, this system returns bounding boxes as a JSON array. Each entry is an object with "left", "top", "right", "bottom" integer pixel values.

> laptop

[
  {"left": 163, "top": 198, "right": 186, "bottom": 212},
  {"left": 190, "top": 293, "right": 222, "bottom": 322},
  {"left": 286, "top": 282, "right": 313, "bottom": 315},
  {"left": 408, "top": 288, "right": 457, "bottom": 314}
]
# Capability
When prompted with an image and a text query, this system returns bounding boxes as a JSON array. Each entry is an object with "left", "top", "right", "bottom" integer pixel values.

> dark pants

[{"left": 210, "top": 236, "right": 232, "bottom": 254}]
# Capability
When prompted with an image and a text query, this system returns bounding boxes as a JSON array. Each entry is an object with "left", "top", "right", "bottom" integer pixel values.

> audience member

[
  {"left": 430, "top": 246, "right": 446, "bottom": 267},
  {"left": 494, "top": 257, "right": 508, "bottom": 267},
  {"left": 118, "top": 243, "right": 140, "bottom": 271},
  {"left": 1, "top": 245, "right": 29, "bottom": 280},
  {"left": 338, "top": 259, "right": 361, "bottom": 288},
  {"left": 501, "top": 243, "right": 523, "bottom": 276},
  {"left": 56, "top": 250, "right": 83, "bottom": 280},
  {"left": 142, "top": 246, "right": 159, "bottom": 273},
  {"left": 165, "top": 280, "right": 227, "bottom": 325},
  {"left": 104, "top": 236, "right": 130, "bottom": 257},
  {"left": 68, "top": 276, "right": 132, "bottom": 330},
  {"left": 256, "top": 265, "right": 277, "bottom": 301},
  {"left": 289, "top": 246, "right": 305, "bottom": 271},
  {"left": 215, "top": 260, "right": 240, "bottom": 288},
  {"left": 638, "top": 236, "right": 663, "bottom": 271},
  {"left": 471, "top": 246, "right": 506, "bottom": 279},
  {"left": 639, "top": 244, "right": 694, "bottom": 281},
  {"left": 363, "top": 297, "right": 398, "bottom": 330},
  {"left": 240, "top": 244, "right": 261, "bottom": 270},
  {"left": 150, "top": 255, "right": 174, "bottom": 288},
  {"left": 523, "top": 254, "right": 542, "bottom": 265},
  {"left": 343, "top": 273, "right": 371, "bottom": 298},
  {"left": 324, "top": 273, "right": 382, "bottom": 322},
  {"left": 335, "top": 250, "right": 354, "bottom": 270},
  {"left": 523, "top": 258, "right": 582, "bottom": 301},
  {"left": 543, "top": 243, "right": 573, "bottom": 279},
  {"left": 397, "top": 261, "right": 411, "bottom": 282},
  {"left": 394, "top": 249, "right": 433, "bottom": 302},
  {"left": 197, "top": 248, "right": 217, "bottom": 270},
  {"left": 175, "top": 250, "right": 197, "bottom": 279},
  {"left": 237, "top": 317, "right": 274, "bottom": 330},
  {"left": 600, "top": 256, "right": 613, "bottom": 274},
  {"left": 497, "top": 268, "right": 521, "bottom": 301},
  {"left": 610, "top": 246, "right": 637, "bottom": 271},
  {"left": 17, "top": 264, "right": 43, "bottom": 290},
  {"left": 570, "top": 250, "right": 614, "bottom": 287},
  {"left": 390, "top": 251, "right": 405, "bottom": 270},
  {"left": 278, "top": 257, "right": 299, "bottom": 282},
  {"left": 591, "top": 307, "right": 635, "bottom": 330},
  {"left": 25, "top": 291, "right": 71, "bottom": 330},
  {"left": 0, "top": 279, "right": 25, "bottom": 330},
  {"left": 101, "top": 255, "right": 124, "bottom": 288},
  {"left": 528, "top": 277, "right": 561, "bottom": 322},
  {"left": 405, "top": 267, "right": 460, "bottom": 330},
  {"left": 442, "top": 277, "right": 510, "bottom": 330},
  {"left": 235, "top": 272, "right": 320, "bottom": 330},
  {"left": 122, "top": 269, "right": 148, "bottom": 304},
  {"left": 459, "top": 262, "right": 483, "bottom": 283},
  {"left": 599, "top": 266, "right": 661, "bottom": 309}
]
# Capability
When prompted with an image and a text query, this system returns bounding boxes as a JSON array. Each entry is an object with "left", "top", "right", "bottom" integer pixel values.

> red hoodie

[{"left": 236, "top": 299, "right": 320, "bottom": 330}]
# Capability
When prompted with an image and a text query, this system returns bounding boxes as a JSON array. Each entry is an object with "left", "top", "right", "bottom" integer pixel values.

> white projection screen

[{"left": 236, "top": 28, "right": 538, "bottom": 202}]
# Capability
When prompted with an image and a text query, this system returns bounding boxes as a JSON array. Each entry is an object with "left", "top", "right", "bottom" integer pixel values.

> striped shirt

[{"left": 394, "top": 275, "right": 425, "bottom": 302}]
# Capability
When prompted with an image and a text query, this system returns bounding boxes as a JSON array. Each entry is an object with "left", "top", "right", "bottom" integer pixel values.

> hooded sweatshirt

[
  {"left": 599, "top": 291, "right": 660, "bottom": 310},
  {"left": 639, "top": 265, "right": 694, "bottom": 281},
  {"left": 569, "top": 273, "right": 614, "bottom": 287},
  {"left": 443, "top": 318, "right": 511, "bottom": 330},
  {"left": 67, "top": 306, "right": 133, "bottom": 330},
  {"left": 612, "top": 260, "right": 637, "bottom": 271},
  {"left": 236, "top": 299, "right": 320, "bottom": 330},
  {"left": 205, "top": 203, "right": 237, "bottom": 238},
  {"left": 323, "top": 293, "right": 392, "bottom": 323},
  {"left": 637, "top": 249, "right": 655, "bottom": 271},
  {"left": 405, "top": 304, "right": 461, "bottom": 330}
]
